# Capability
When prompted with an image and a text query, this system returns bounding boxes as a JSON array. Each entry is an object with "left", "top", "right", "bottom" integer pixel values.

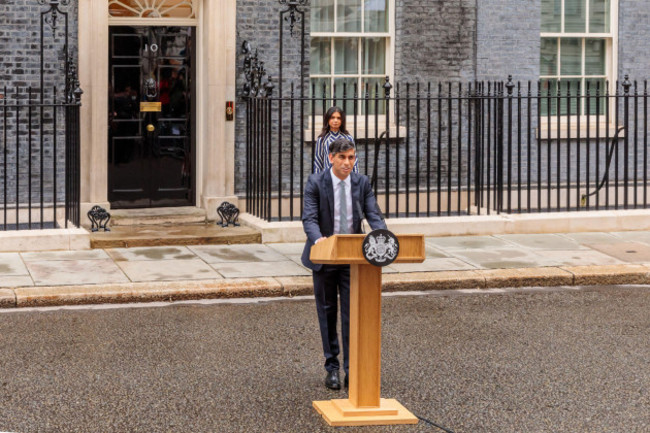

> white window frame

[
  {"left": 307, "top": 0, "right": 395, "bottom": 133},
  {"left": 540, "top": 0, "right": 618, "bottom": 133}
]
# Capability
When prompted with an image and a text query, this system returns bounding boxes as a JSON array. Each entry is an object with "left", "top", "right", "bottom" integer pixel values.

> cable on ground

[{"left": 416, "top": 414, "right": 456, "bottom": 433}]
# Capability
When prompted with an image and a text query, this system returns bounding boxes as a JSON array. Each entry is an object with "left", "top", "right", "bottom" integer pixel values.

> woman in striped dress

[{"left": 313, "top": 106, "right": 360, "bottom": 173}]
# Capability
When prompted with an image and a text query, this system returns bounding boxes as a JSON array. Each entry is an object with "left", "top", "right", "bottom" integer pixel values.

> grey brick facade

[
  {"left": 395, "top": 0, "right": 476, "bottom": 83},
  {"left": 618, "top": 0, "right": 650, "bottom": 82},
  {"left": 0, "top": 0, "right": 78, "bottom": 207},
  {"left": 2, "top": 0, "right": 649, "bottom": 212},
  {"left": 476, "top": 0, "right": 541, "bottom": 82},
  {"left": 235, "top": 0, "right": 310, "bottom": 196},
  {"left": 234, "top": 0, "right": 650, "bottom": 202}
]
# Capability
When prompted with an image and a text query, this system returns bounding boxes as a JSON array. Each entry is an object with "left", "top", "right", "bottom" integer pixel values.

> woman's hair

[{"left": 318, "top": 106, "right": 349, "bottom": 139}]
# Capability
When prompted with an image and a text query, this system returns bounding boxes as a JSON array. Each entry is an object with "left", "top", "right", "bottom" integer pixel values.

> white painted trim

[
  {"left": 309, "top": 0, "right": 395, "bottom": 98},
  {"left": 539, "top": 0, "right": 619, "bottom": 119},
  {"left": 540, "top": 0, "right": 618, "bottom": 86},
  {"left": 79, "top": 0, "right": 240, "bottom": 215},
  {"left": 195, "top": 0, "right": 204, "bottom": 208},
  {"left": 108, "top": 18, "right": 198, "bottom": 26}
]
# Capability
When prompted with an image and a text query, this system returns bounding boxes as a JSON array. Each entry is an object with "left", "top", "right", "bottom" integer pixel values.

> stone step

[
  {"left": 90, "top": 224, "right": 261, "bottom": 249},
  {"left": 109, "top": 207, "right": 207, "bottom": 227}
]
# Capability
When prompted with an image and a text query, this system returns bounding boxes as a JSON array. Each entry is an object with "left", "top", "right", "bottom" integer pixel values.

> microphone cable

[{"left": 416, "top": 414, "right": 456, "bottom": 433}]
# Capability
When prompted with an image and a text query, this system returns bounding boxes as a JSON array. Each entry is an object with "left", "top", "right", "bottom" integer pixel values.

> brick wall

[
  {"left": 476, "top": 0, "right": 540, "bottom": 82},
  {"left": 235, "top": 0, "right": 310, "bottom": 196},
  {"left": 0, "top": 0, "right": 78, "bottom": 208},
  {"left": 234, "top": 0, "right": 650, "bottom": 208},
  {"left": 395, "top": 0, "right": 477, "bottom": 83},
  {"left": 618, "top": 0, "right": 650, "bottom": 82}
]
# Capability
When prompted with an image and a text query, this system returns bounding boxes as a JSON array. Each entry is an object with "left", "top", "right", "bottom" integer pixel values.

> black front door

[{"left": 108, "top": 26, "right": 195, "bottom": 208}]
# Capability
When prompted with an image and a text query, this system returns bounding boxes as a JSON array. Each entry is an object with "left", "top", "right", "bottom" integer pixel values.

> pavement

[{"left": 3, "top": 230, "right": 650, "bottom": 308}]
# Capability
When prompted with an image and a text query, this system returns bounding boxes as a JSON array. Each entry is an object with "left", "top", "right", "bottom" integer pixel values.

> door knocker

[{"left": 144, "top": 77, "right": 158, "bottom": 99}]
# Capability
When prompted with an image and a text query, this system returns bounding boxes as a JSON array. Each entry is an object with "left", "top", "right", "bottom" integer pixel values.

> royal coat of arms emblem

[{"left": 362, "top": 229, "right": 399, "bottom": 266}]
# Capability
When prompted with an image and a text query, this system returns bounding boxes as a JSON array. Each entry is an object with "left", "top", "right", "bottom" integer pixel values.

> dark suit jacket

[{"left": 301, "top": 170, "right": 387, "bottom": 271}]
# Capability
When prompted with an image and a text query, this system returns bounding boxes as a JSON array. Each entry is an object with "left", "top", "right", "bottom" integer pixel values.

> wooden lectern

[{"left": 310, "top": 233, "right": 425, "bottom": 426}]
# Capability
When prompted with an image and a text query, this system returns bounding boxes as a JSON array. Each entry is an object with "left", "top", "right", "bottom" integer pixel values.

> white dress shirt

[{"left": 330, "top": 169, "right": 353, "bottom": 234}]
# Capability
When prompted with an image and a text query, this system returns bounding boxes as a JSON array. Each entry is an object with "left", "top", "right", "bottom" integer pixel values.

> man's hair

[{"left": 328, "top": 137, "right": 355, "bottom": 155}]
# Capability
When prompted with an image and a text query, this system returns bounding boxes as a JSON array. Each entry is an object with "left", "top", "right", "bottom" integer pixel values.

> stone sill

[{"left": 536, "top": 120, "right": 625, "bottom": 140}]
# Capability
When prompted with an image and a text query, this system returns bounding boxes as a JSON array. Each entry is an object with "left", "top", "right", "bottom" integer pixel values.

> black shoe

[
  {"left": 325, "top": 370, "right": 341, "bottom": 390},
  {"left": 344, "top": 375, "right": 348, "bottom": 388}
]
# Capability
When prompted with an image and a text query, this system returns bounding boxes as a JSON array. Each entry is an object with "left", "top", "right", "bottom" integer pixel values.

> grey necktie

[{"left": 339, "top": 181, "right": 348, "bottom": 234}]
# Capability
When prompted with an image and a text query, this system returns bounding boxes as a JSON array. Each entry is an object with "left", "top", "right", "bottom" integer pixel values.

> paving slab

[
  {"left": 561, "top": 264, "right": 650, "bottom": 286},
  {"left": 426, "top": 235, "right": 513, "bottom": 250},
  {"left": 188, "top": 244, "right": 287, "bottom": 263},
  {"left": 478, "top": 267, "right": 574, "bottom": 288},
  {"left": 495, "top": 233, "right": 585, "bottom": 250},
  {"left": 283, "top": 254, "right": 311, "bottom": 270},
  {"left": 106, "top": 246, "right": 196, "bottom": 262},
  {"left": 585, "top": 241, "right": 650, "bottom": 263},
  {"left": 388, "top": 257, "right": 477, "bottom": 273},
  {"left": 560, "top": 232, "right": 622, "bottom": 245},
  {"left": 26, "top": 259, "right": 129, "bottom": 286},
  {"left": 0, "top": 276, "right": 34, "bottom": 288},
  {"left": 210, "top": 260, "right": 310, "bottom": 278},
  {"left": 21, "top": 249, "right": 109, "bottom": 262},
  {"left": 446, "top": 248, "right": 558, "bottom": 269},
  {"left": 265, "top": 242, "right": 304, "bottom": 255},
  {"left": 423, "top": 243, "right": 450, "bottom": 258},
  {"left": 0, "top": 253, "right": 29, "bottom": 276},
  {"left": 116, "top": 259, "right": 222, "bottom": 282},
  {"left": 610, "top": 230, "right": 650, "bottom": 245},
  {"left": 534, "top": 249, "right": 624, "bottom": 266}
]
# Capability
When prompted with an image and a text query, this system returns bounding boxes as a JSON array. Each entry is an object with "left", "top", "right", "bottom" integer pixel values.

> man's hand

[{"left": 314, "top": 237, "right": 327, "bottom": 244}]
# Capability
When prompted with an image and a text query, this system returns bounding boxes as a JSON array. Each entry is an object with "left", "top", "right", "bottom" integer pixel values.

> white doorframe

[{"left": 77, "top": 0, "right": 237, "bottom": 221}]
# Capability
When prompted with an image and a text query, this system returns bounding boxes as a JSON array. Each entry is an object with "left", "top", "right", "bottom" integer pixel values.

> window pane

[
  {"left": 311, "top": 0, "right": 334, "bottom": 32},
  {"left": 337, "top": 0, "right": 362, "bottom": 32},
  {"left": 541, "top": 0, "right": 561, "bottom": 32},
  {"left": 364, "top": 0, "right": 388, "bottom": 32},
  {"left": 564, "top": 0, "right": 586, "bottom": 32},
  {"left": 585, "top": 38, "right": 606, "bottom": 75},
  {"left": 559, "top": 79, "right": 580, "bottom": 115},
  {"left": 363, "top": 37, "right": 386, "bottom": 74},
  {"left": 311, "top": 38, "right": 331, "bottom": 75},
  {"left": 589, "top": 0, "right": 610, "bottom": 33},
  {"left": 540, "top": 79, "right": 558, "bottom": 116},
  {"left": 311, "top": 78, "right": 331, "bottom": 116},
  {"left": 540, "top": 38, "right": 558, "bottom": 76},
  {"left": 585, "top": 78, "right": 606, "bottom": 115},
  {"left": 361, "top": 77, "right": 386, "bottom": 115},
  {"left": 560, "top": 38, "right": 581, "bottom": 75},
  {"left": 334, "top": 77, "right": 358, "bottom": 114},
  {"left": 334, "top": 38, "right": 359, "bottom": 74}
]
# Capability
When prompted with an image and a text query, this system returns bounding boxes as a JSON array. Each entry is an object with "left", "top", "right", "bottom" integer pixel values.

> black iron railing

[
  {"left": 0, "top": 86, "right": 81, "bottom": 230},
  {"left": 1, "top": 0, "right": 81, "bottom": 230},
  {"left": 244, "top": 75, "right": 650, "bottom": 222}
]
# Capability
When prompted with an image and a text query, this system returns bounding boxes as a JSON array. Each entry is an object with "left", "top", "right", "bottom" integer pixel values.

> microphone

[{"left": 356, "top": 201, "right": 366, "bottom": 234}]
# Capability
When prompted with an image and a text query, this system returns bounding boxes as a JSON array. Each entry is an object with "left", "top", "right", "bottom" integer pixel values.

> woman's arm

[{"left": 313, "top": 136, "right": 327, "bottom": 173}]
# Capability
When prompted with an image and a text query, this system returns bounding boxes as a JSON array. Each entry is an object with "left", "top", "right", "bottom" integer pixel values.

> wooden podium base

[{"left": 313, "top": 398, "right": 418, "bottom": 426}]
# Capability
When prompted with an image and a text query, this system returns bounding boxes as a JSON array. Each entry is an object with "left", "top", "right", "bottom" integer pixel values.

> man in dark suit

[{"left": 301, "top": 137, "right": 386, "bottom": 390}]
